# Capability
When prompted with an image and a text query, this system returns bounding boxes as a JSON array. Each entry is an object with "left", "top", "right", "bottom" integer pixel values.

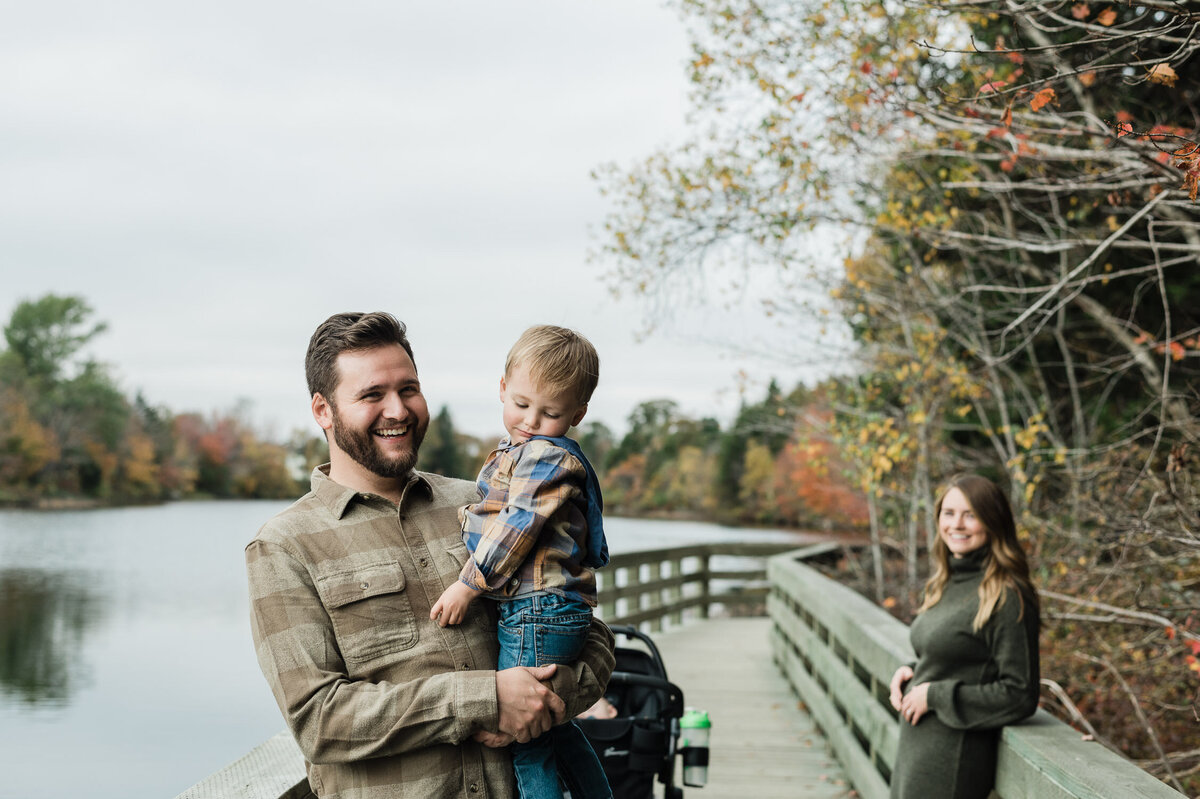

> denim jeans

[{"left": 497, "top": 593, "right": 612, "bottom": 799}]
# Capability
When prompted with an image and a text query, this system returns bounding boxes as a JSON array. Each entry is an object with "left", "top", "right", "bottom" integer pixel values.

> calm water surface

[{"left": 0, "top": 501, "right": 810, "bottom": 799}]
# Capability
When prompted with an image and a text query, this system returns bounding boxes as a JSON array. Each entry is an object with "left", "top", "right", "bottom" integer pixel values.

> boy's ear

[
  {"left": 498, "top": 376, "right": 507, "bottom": 402},
  {"left": 570, "top": 403, "right": 588, "bottom": 428},
  {"left": 312, "top": 393, "right": 334, "bottom": 432}
]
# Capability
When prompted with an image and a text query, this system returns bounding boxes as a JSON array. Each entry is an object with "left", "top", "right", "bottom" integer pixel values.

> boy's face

[{"left": 500, "top": 363, "right": 587, "bottom": 443}]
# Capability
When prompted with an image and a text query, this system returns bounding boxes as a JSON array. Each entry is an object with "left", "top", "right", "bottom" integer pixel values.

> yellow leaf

[
  {"left": 1097, "top": 6, "right": 1117, "bottom": 25},
  {"left": 1148, "top": 63, "right": 1178, "bottom": 87}
]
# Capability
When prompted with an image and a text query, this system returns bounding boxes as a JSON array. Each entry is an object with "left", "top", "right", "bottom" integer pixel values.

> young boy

[{"left": 431, "top": 324, "right": 611, "bottom": 799}]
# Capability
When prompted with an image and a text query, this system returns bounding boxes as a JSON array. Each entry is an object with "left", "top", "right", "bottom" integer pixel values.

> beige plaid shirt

[{"left": 246, "top": 466, "right": 615, "bottom": 799}]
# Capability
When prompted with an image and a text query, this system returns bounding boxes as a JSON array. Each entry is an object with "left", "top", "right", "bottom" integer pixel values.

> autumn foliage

[{"left": 594, "top": 0, "right": 1200, "bottom": 791}]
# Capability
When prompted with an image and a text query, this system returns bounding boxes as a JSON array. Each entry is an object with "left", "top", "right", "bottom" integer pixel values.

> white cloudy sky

[{"left": 2, "top": 1, "right": 843, "bottom": 441}]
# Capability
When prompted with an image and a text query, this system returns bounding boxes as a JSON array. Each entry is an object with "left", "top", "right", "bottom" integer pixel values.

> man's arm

[
  {"left": 247, "top": 538, "right": 499, "bottom": 763},
  {"left": 480, "top": 619, "right": 615, "bottom": 749},
  {"left": 543, "top": 617, "right": 615, "bottom": 720}
]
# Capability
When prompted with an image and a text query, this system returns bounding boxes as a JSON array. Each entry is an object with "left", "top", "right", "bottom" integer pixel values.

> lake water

[{"left": 0, "top": 501, "right": 811, "bottom": 799}]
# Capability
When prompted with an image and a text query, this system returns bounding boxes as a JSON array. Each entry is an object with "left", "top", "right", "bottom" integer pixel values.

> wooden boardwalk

[{"left": 645, "top": 617, "right": 852, "bottom": 799}]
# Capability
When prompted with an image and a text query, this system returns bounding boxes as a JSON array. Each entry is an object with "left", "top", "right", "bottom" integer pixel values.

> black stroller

[{"left": 576, "top": 625, "right": 693, "bottom": 799}]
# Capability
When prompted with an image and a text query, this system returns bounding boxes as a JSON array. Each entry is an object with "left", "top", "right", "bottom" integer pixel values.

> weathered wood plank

[
  {"left": 646, "top": 617, "right": 853, "bottom": 799},
  {"left": 996, "top": 713, "right": 1186, "bottom": 799},
  {"left": 173, "top": 731, "right": 309, "bottom": 799}
]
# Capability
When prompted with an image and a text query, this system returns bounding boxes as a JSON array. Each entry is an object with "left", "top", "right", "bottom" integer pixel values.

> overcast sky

[{"left": 2, "top": 1, "right": 839, "bottom": 442}]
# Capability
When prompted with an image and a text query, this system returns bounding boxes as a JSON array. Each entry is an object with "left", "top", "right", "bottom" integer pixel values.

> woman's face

[{"left": 939, "top": 487, "right": 989, "bottom": 558}]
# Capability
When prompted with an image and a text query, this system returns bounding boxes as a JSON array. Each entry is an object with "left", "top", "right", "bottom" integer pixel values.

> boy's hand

[{"left": 430, "top": 580, "right": 478, "bottom": 627}]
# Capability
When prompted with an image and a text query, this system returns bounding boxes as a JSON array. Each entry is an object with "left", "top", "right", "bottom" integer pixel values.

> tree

[
  {"left": 3, "top": 295, "right": 107, "bottom": 383},
  {"left": 420, "top": 405, "right": 468, "bottom": 479}
]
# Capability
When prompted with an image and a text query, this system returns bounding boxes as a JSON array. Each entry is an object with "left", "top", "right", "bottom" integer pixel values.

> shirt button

[
  {"left": 359, "top": 581, "right": 369, "bottom": 590},
  {"left": 469, "top": 783, "right": 480, "bottom": 793},
  {"left": 419, "top": 557, "right": 429, "bottom": 568},
  {"left": 460, "top": 663, "right": 470, "bottom": 670}
]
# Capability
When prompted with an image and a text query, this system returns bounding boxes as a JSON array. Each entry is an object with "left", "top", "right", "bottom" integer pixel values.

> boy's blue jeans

[{"left": 497, "top": 593, "right": 612, "bottom": 799}]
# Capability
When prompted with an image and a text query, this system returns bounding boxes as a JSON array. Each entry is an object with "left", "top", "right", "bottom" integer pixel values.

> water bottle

[{"left": 679, "top": 708, "right": 711, "bottom": 787}]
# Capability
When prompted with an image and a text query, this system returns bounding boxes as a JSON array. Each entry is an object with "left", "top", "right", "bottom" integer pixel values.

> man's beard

[{"left": 330, "top": 407, "right": 424, "bottom": 479}]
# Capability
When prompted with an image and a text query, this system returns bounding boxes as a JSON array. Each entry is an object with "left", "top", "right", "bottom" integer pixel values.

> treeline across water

[
  {"left": 0, "top": 296, "right": 305, "bottom": 505},
  {"left": 0, "top": 294, "right": 865, "bottom": 533}
]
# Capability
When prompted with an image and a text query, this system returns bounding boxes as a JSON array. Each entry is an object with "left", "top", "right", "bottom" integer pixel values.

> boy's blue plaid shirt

[{"left": 457, "top": 435, "right": 609, "bottom": 606}]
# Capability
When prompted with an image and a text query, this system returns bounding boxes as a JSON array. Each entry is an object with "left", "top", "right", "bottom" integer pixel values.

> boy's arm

[{"left": 461, "top": 442, "right": 583, "bottom": 593}]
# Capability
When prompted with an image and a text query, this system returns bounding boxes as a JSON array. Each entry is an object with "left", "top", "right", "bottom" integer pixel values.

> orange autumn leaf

[
  {"left": 1078, "top": 71, "right": 1097, "bottom": 87},
  {"left": 1148, "top": 63, "right": 1178, "bottom": 87},
  {"left": 1116, "top": 122, "right": 1133, "bottom": 138},
  {"left": 1030, "top": 87, "right": 1056, "bottom": 111},
  {"left": 1007, "top": 51, "right": 1024, "bottom": 65},
  {"left": 978, "top": 80, "right": 1008, "bottom": 95},
  {"left": 1002, "top": 106, "right": 1013, "bottom": 128},
  {"left": 1097, "top": 7, "right": 1117, "bottom": 25},
  {"left": 1116, "top": 110, "right": 1134, "bottom": 123},
  {"left": 1071, "top": 2, "right": 1090, "bottom": 19}
]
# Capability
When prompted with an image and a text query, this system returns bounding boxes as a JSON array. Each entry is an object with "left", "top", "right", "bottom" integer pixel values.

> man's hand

[
  {"left": 496, "top": 665, "right": 565, "bottom": 743},
  {"left": 430, "top": 581, "right": 478, "bottom": 627},
  {"left": 472, "top": 729, "right": 515, "bottom": 748}
]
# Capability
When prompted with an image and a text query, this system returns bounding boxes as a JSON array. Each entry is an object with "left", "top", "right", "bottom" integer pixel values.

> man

[{"left": 246, "top": 312, "right": 615, "bottom": 799}]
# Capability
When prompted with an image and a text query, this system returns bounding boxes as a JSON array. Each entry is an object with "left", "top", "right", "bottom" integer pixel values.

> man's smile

[{"left": 373, "top": 425, "right": 410, "bottom": 438}]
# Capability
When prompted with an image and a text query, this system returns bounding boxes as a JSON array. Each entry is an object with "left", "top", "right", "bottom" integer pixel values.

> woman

[{"left": 888, "top": 474, "right": 1041, "bottom": 799}]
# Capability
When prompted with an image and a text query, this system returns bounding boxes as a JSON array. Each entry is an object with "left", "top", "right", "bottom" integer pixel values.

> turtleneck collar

[{"left": 948, "top": 545, "right": 990, "bottom": 580}]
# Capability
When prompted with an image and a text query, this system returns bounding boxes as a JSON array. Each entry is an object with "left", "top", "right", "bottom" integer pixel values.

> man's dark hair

[{"left": 305, "top": 312, "right": 415, "bottom": 401}]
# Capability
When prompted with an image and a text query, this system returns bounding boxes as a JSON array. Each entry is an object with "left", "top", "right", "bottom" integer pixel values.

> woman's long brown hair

[{"left": 918, "top": 474, "right": 1039, "bottom": 631}]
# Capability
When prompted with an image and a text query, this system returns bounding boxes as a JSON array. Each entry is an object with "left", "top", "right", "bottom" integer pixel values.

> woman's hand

[
  {"left": 898, "top": 682, "right": 930, "bottom": 725},
  {"left": 889, "top": 665, "right": 914, "bottom": 711}
]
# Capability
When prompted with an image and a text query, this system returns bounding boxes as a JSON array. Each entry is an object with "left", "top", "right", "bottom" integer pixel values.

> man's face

[{"left": 318, "top": 344, "right": 429, "bottom": 481}]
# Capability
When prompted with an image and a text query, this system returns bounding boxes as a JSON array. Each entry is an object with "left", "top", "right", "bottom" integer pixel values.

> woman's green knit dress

[{"left": 889, "top": 549, "right": 1040, "bottom": 799}]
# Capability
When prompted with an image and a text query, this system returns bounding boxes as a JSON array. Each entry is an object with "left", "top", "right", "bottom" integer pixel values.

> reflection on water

[{"left": 0, "top": 569, "right": 105, "bottom": 706}]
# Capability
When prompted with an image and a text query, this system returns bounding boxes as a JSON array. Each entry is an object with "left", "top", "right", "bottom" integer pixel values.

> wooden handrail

[{"left": 766, "top": 547, "right": 1187, "bottom": 799}]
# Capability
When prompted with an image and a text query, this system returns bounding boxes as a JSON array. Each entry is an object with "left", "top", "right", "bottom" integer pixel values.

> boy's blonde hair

[{"left": 505, "top": 325, "right": 599, "bottom": 406}]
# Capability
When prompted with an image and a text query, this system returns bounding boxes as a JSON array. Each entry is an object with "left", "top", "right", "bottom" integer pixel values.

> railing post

[
  {"left": 700, "top": 551, "right": 711, "bottom": 619},
  {"left": 668, "top": 555, "right": 683, "bottom": 627},
  {"left": 598, "top": 569, "right": 616, "bottom": 621},
  {"left": 648, "top": 556, "right": 667, "bottom": 633}
]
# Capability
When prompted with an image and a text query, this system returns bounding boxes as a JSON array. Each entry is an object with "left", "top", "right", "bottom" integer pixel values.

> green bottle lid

[{"left": 680, "top": 708, "right": 711, "bottom": 729}]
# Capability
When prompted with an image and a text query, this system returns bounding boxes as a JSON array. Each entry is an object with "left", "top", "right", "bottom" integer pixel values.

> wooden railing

[
  {"left": 173, "top": 541, "right": 792, "bottom": 799},
  {"left": 767, "top": 545, "right": 1187, "bottom": 799},
  {"left": 596, "top": 540, "right": 801, "bottom": 629}
]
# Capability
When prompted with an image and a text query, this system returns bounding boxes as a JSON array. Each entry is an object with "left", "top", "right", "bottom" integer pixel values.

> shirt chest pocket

[{"left": 315, "top": 561, "right": 417, "bottom": 665}]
